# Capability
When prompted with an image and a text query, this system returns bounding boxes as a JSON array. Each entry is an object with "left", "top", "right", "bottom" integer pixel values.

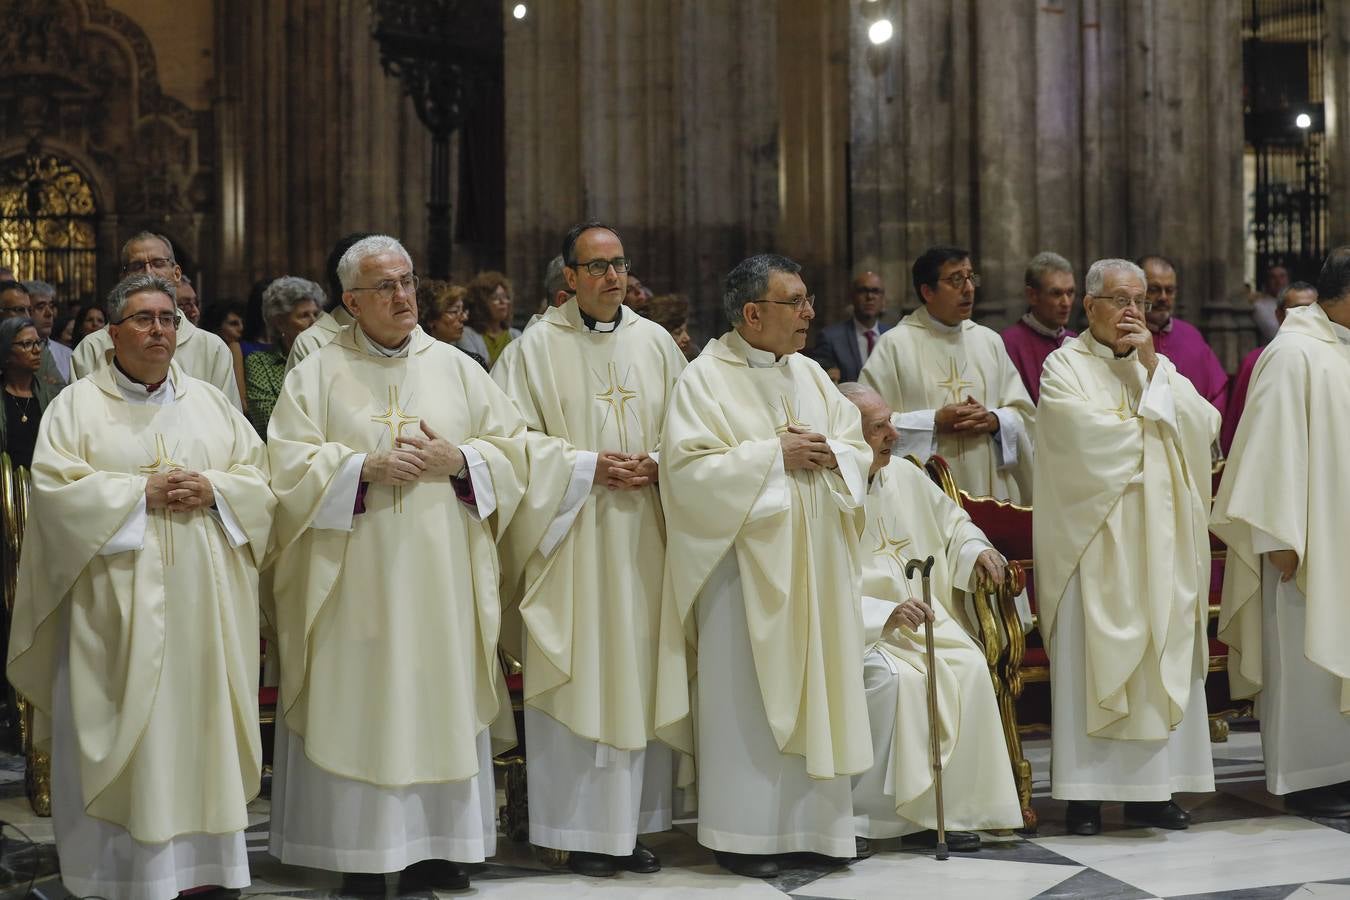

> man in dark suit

[{"left": 811, "top": 271, "right": 888, "bottom": 382}]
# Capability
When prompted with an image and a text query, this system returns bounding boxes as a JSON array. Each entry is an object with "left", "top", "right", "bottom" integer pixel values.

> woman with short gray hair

[{"left": 244, "top": 276, "right": 323, "bottom": 436}]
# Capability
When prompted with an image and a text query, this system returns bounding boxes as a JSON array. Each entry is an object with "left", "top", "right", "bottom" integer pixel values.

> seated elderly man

[{"left": 839, "top": 383, "right": 1023, "bottom": 853}]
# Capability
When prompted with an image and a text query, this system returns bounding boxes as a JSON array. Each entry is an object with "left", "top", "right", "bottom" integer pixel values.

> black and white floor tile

[{"left": 7, "top": 723, "right": 1350, "bottom": 899}]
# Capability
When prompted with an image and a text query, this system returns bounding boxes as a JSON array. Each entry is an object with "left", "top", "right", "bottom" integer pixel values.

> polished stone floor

[{"left": 6, "top": 724, "right": 1350, "bottom": 899}]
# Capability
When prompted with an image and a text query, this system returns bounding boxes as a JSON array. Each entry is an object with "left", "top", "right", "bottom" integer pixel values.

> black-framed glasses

[
  {"left": 854, "top": 286, "right": 884, "bottom": 296},
  {"left": 12, "top": 338, "right": 46, "bottom": 352},
  {"left": 1092, "top": 294, "right": 1154, "bottom": 312},
  {"left": 350, "top": 274, "right": 419, "bottom": 300},
  {"left": 756, "top": 294, "right": 816, "bottom": 311},
  {"left": 939, "top": 272, "right": 981, "bottom": 289},
  {"left": 114, "top": 311, "right": 181, "bottom": 331},
  {"left": 121, "top": 257, "right": 175, "bottom": 275},
  {"left": 573, "top": 257, "right": 632, "bottom": 277}
]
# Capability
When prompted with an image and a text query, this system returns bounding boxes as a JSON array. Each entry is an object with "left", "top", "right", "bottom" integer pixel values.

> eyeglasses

[
  {"left": 757, "top": 294, "right": 816, "bottom": 311},
  {"left": 854, "top": 286, "right": 884, "bottom": 296},
  {"left": 0, "top": 306, "right": 30, "bottom": 317},
  {"left": 938, "top": 272, "right": 981, "bottom": 289},
  {"left": 121, "top": 257, "right": 175, "bottom": 275},
  {"left": 114, "top": 311, "right": 182, "bottom": 331},
  {"left": 350, "top": 274, "right": 419, "bottom": 300},
  {"left": 12, "top": 338, "right": 46, "bottom": 352},
  {"left": 1093, "top": 294, "right": 1154, "bottom": 312},
  {"left": 572, "top": 257, "right": 632, "bottom": 277}
]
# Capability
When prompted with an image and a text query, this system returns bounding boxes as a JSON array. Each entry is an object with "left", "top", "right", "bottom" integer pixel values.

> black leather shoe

[
  {"left": 902, "top": 829, "right": 981, "bottom": 852},
  {"left": 1286, "top": 787, "right": 1350, "bottom": 818},
  {"left": 338, "top": 873, "right": 387, "bottom": 897},
  {"left": 854, "top": 836, "right": 875, "bottom": 860},
  {"left": 397, "top": 859, "right": 469, "bottom": 893},
  {"left": 619, "top": 841, "right": 661, "bottom": 873},
  {"left": 1123, "top": 800, "right": 1190, "bottom": 830},
  {"left": 567, "top": 851, "right": 618, "bottom": 877},
  {"left": 1065, "top": 800, "right": 1102, "bottom": 835},
  {"left": 713, "top": 850, "right": 779, "bottom": 878}
]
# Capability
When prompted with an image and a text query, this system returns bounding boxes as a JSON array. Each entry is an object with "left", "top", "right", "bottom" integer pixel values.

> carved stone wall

[{"left": 0, "top": 0, "right": 213, "bottom": 297}]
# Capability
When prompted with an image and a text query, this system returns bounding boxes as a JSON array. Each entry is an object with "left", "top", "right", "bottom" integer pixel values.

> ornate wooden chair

[
  {"left": 1, "top": 453, "right": 49, "bottom": 816},
  {"left": 908, "top": 455, "right": 1036, "bottom": 832},
  {"left": 494, "top": 649, "right": 529, "bottom": 843}
]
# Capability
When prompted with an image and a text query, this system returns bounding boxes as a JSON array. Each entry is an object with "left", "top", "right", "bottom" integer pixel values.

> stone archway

[{"left": 0, "top": 0, "right": 212, "bottom": 299}]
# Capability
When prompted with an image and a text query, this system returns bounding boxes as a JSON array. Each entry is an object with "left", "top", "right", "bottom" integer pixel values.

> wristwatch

[{"left": 452, "top": 460, "right": 469, "bottom": 480}]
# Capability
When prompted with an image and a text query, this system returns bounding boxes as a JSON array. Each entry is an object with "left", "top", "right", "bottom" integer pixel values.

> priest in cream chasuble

[
  {"left": 7, "top": 274, "right": 273, "bottom": 900},
  {"left": 266, "top": 237, "right": 530, "bottom": 891},
  {"left": 73, "top": 313, "right": 242, "bottom": 410},
  {"left": 491, "top": 224, "right": 687, "bottom": 874},
  {"left": 1033, "top": 260, "right": 1217, "bottom": 835},
  {"left": 860, "top": 246, "right": 1034, "bottom": 502},
  {"left": 1212, "top": 253, "right": 1350, "bottom": 818},
  {"left": 655, "top": 255, "right": 871, "bottom": 878},
  {"left": 840, "top": 383, "right": 1023, "bottom": 849}
]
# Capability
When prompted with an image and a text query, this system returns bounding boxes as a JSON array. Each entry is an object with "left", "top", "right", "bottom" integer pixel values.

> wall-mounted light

[
  {"left": 868, "top": 18, "right": 894, "bottom": 45},
  {"left": 512, "top": 3, "right": 527, "bottom": 20},
  {"left": 1296, "top": 112, "right": 1312, "bottom": 129}
]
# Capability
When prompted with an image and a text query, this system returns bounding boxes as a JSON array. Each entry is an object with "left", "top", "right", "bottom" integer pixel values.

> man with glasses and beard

[{"left": 861, "top": 246, "right": 1034, "bottom": 502}]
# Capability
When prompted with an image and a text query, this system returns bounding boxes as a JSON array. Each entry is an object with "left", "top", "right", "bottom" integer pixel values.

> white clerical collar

[
  {"left": 922, "top": 309, "right": 963, "bottom": 335},
  {"left": 1331, "top": 320, "right": 1350, "bottom": 345},
  {"left": 730, "top": 329, "right": 789, "bottom": 368},
  {"left": 355, "top": 324, "right": 411, "bottom": 358},
  {"left": 1080, "top": 328, "right": 1134, "bottom": 362},
  {"left": 111, "top": 362, "right": 177, "bottom": 404},
  {"left": 580, "top": 304, "right": 622, "bottom": 333},
  {"left": 1020, "top": 312, "right": 1064, "bottom": 339}
]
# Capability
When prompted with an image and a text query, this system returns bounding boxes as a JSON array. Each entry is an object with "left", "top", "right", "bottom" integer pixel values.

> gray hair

[
  {"left": 20, "top": 280, "right": 54, "bottom": 301},
  {"left": 337, "top": 235, "right": 413, "bottom": 292},
  {"left": 106, "top": 273, "right": 177, "bottom": 322},
  {"left": 1024, "top": 251, "right": 1073, "bottom": 290},
  {"left": 837, "top": 382, "right": 882, "bottom": 405},
  {"left": 543, "top": 254, "right": 569, "bottom": 298},
  {"left": 262, "top": 276, "right": 326, "bottom": 342},
  {"left": 722, "top": 253, "right": 802, "bottom": 324},
  {"left": 1279, "top": 280, "right": 1317, "bottom": 304},
  {"left": 1084, "top": 259, "right": 1146, "bottom": 297},
  {"left": 0, "top": 316, "right": 37, "bottom": 370},
  {"left": 120, "top": 231, "right": 176, "bottom": 266}
]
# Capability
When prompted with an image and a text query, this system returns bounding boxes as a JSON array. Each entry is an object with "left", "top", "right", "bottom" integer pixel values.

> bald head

[{"left": 839, "top": 382, "right": 897, "bottom": 475}]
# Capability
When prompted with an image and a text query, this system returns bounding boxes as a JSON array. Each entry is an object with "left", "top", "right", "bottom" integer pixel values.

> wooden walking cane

[{"left": 905, "top": 555, "right": 947, "bottom": 861}]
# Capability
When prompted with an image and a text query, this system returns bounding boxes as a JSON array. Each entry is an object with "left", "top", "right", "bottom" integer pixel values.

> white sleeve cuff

[
  {"left": 99, "top": 495, "right": 148, "bottom": 555},
  {"left": 1138, "top": 368, "right": 1177, "bottom": 430},
  {"left": 825, "top": 439, "right": 866, "bottom": 508},
  {"left": 312, "top": 453, "right": 366, "bottom": 531},
  {"left": 953, "top": 537, "right": 993, "bottom": 592},
  {"left": 538, "top": 450, "right": 597, "bottom": 558},
  {"left": 894, "top": 409, "right": 937, "bottom": 460},
  {"left": 748, "top": 446, "right": 790, "bottom": 522},
  {"left": 1251, "top": 525, "right": 1293, "bottom": 555},
  {"left": 648, "top": 450, "right": 660, "bottom": 466},
  {"left": 991, "top": 407, "right": 1023, "bottom": 469},
  {"left": 460, "top": 444, "right": 496, "bottom": 521},
  {"left": 861, "top": 595, "right": 900, "bottom": 646},
  {"left": 206, "top": 485, "right": 248, "bottom": 548}
]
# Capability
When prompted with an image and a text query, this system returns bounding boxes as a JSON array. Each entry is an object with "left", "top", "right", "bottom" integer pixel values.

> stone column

[
  {"left": 1324, "top": 0, "right": 1350, "bottom": 247},
  {"left": 215, "top": 0, "right": 433, "bottom": 296},
  {"left": 504, "top": 0, "right": 781, "bottom": 336}
]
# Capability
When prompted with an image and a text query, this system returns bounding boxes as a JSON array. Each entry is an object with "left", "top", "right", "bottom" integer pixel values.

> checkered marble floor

[{"left": 6, "top": 724, "right": 1350, "bottom": 899}]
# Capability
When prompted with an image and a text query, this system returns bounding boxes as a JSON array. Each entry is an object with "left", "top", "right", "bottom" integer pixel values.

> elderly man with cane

[{"left": 841, "top": 382, "right": 1024, "bottom": 855}]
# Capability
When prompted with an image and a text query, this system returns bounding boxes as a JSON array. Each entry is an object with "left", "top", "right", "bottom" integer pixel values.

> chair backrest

[{"left": 961, "top": 491, "right": 1033, "bottom": 565}]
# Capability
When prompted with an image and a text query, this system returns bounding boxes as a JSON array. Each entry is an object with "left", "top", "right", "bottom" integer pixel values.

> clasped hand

[
  {"left": 936, "top": 396, "right": 998, "bottom": 435},
  {"left": 597, "top": 451, "right": 658, "bottom": 490},
  {"left": 364, "top": 420, "right": 465, "bottom": 485},
  {"left": 146, "top": 469, "right": 214, "bottom": 512},
  {"left": 779, "top": 425, "right": 838, "bottom": 472}
]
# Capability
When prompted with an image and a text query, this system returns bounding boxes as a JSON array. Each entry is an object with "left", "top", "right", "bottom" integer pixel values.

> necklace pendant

[{"left": 20, "top": 414, "right": 27, "bottom": 423}]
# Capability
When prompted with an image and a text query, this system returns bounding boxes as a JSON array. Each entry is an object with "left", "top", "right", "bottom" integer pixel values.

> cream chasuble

[
  {"left": 1212, "top": 303, "right": 1350, "bottom": 793},
  {"left": 286, "top": 307, "right": 352, "bottom": 373},
  {"left": 657, "top": 330, "right": 871, "bottom": 776},
  {"left": 268, "top": 326, "right": 528, "bottom": 788},
  {"left": 852, "top": 462, "right": 1022, "bottom": 838},
  {"left": 493, "top": 299, "right": 685, "bottom": 749},
  {"left": 1035, "top": 332, "right": 1217, "bottom": 742},
  {"left": 72, "top": 317, "right": 243, "bottom": 410},
  {"left": 860, "top": 306, "right": 1034, "bottom": 502},
  {"left": 7, "top": 361, "right": 272, "bottom": 850}
]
